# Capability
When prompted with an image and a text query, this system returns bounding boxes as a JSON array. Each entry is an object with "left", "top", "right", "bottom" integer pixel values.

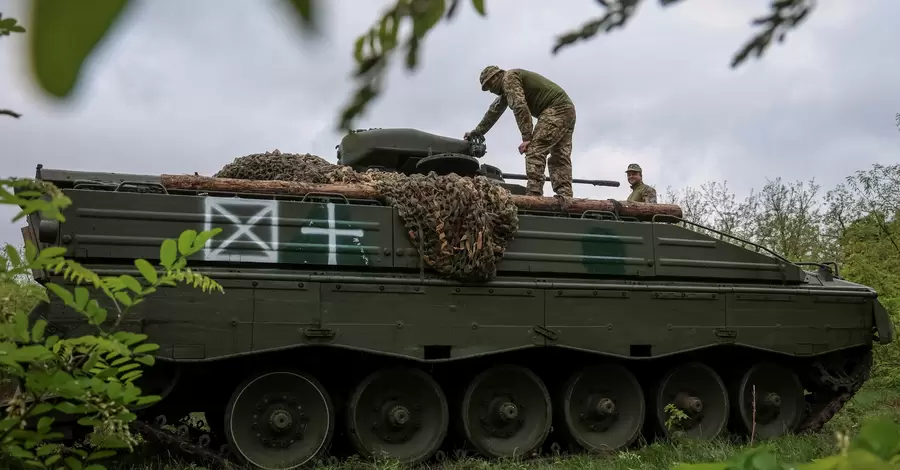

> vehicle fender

[{"left": 872, "top": 299, "right": 895, "bottom": 345}]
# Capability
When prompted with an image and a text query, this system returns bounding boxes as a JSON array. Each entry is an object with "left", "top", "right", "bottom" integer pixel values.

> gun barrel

[{"left": 501, "top": 173, "right": 620, "bottom": 188}]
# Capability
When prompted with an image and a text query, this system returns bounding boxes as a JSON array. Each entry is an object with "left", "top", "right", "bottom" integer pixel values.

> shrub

[{"left": 0, "top": 177, "right": 224, "bottom": 470}]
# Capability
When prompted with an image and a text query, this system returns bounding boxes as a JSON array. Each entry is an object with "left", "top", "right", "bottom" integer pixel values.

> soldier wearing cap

[
  {"left": 625, "top": 163, "right": 657, "bottom": 204},
  {"left": 464, "top": 65, "right": 577, "bottom": 198}
]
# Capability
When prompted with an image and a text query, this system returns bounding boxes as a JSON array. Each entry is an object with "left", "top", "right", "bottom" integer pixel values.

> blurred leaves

[
  {"left": 552, "top": 0, "right": 815, "bottom": 70},
  {"left": 29, "top": 0, "right": 131, "bottom": 98},
  {"left": 6, "top": 0, "right": 819, "bottom": 131},
  {"left": 0, "top": 12, "right": 26, "bottom": 36},
  {"left": 1, "top": 13, "right": 26, "bottom": 119},
  {"left": 284, "top": 0, "right": 321, "bottom": 36}
]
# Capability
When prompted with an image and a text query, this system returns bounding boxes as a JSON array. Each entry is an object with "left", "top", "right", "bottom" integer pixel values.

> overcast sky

[{"left": 1, "top": 0, "right": 898, "bottom": 249}]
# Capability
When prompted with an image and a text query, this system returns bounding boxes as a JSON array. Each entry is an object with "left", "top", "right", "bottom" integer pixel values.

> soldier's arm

[
  {"left": 642, "top": 186, "right": 658, "bottom": 204},
  {"left": 472, "top": 95, "right": 508, "bottom": 135},
  {"left": 501, "top": 70, "right": 534, "bottom": 141}
]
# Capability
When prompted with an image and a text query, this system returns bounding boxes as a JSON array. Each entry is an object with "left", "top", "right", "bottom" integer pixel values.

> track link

[{"left": 131, "top": 415, "right": 233, "bottom": 469}]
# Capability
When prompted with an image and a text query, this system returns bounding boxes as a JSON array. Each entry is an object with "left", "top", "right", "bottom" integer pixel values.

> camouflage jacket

[
  {"left": 627, "top": 183, "right": 657, "bottom": 204},
  {"left": 472, "top": 69, "right": 573, "bottom": 141}
]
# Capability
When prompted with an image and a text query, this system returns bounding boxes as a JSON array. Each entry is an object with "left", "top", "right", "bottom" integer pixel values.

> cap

[
  {"left": 480, "top": 65, "right": 503, "bottom": 91},
  {"left": 626, "top": 163, "right": 642, "bottom": 173}
]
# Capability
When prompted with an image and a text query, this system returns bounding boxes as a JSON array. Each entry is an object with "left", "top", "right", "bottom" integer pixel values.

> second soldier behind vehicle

[{"left": 625, "top": 163, "right": 657, "bottom": 204}]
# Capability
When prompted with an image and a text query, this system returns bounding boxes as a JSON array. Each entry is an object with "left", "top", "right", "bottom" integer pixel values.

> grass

[{"left": 106, "top": 385, "right": 900, "bottom": 470}]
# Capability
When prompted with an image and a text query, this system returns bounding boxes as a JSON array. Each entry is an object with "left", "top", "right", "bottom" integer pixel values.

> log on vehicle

[{"left": 159, "top": 174, "right": 684, "bottom": 220}]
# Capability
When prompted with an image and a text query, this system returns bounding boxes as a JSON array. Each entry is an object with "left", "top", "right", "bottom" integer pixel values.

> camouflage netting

[{"left": 214, "top": 150, "right": 519, "bottom": 281}]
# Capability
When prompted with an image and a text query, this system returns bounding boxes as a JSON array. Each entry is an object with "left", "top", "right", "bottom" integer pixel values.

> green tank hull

[{"left": 20, "top": 137, "right": 892, "bottom": 469}]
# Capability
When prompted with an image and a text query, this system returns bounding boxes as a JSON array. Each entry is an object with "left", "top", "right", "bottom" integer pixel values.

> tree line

[{"left": 660, "top": 162, "right": 900, "bottom": 381}]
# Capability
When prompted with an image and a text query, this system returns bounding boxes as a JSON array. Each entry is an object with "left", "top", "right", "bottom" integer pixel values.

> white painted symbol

[
  {"left": 203, "top": 198, "right": 279, "bottom": 263},
  {"left": 301, "top": 202, "right": 364, "bottom": 265}
]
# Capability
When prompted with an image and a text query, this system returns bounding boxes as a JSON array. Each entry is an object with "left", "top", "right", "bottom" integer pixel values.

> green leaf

[
  {"left": 14, "top": 311, "right": 31, "bottom": 342},
  {"left": 113, "top": 291, "right": 132, "bottom": 307},
  {"left": 159, "top": 239, "right": 177, "bottom": 269},
  {"left": 45, "top": 282, "right": 74, "bottom": 306},
  {"left": 120, "top": 370, "right": 142, "bottom": 382},
  {"left": 45, "top": 454, "right": 62, "bottom": 466},
  {"left": 110, "top": 356, "right": 130, "bottom": 366},
  {"left": 56, "top": 401, "right": 89, "bottom": 414},
  {"left": 284, "top": 0, "right": 318, "bottom": 33},
  {"left": 30, "top": 0, "right": 131, "bottom": 98},
  {"left": 28, "top": 403, "right": 55, "bottom": 417},
  {"left": 176, "top": 229, "right": 197, "bottom": 256},
  {"left": 24, "top": 241, "right": 37, "bottom": 263},
  {"left": 31, "top": 319, "right": 47, "bottom": 342},
  {"left": 134, "top": 394, "right": 161, "bottom": 406},
  {"left": 73, "top": 286, "right": 90, "bottom": 310},
  {"left": 37, "top": 246, "right": 67, "bottom": 261},
  {"left": 14, "top": 344, "right": 53, "bottom": 361},
  {"left": 118, "top": 274, "right": 142, "bottom": 293},
  {"left": 112, "top": 331, "right": 148, "bottom": 346},
  {"left": 77, "top": 417, "right": 101, "bottom": 427},
  {"left": 853, "top": 417, "right": 900, "bottom": 461},
  {"left": 106, "top": 381, "right": 122, "bottom": 399},
  {"left": 95, "top": 367, "right": 118, "bottom": 380},
  {"left": 7, "top": 444, "right": 36, "bottom": 459},
  {"left": 134, "top": 258, "right": 157, "bottom": 284},
  {"left": 37, "top": 416, "right": 54, "bottom": 433},
  {"left": 5, "top": 244, "right": 22, "bottom": 267},
  {"left": 86, "top": 450, "right": 116, "bottom": 461},
  {"left": 132, "top": 343, "right": 159, "bottom": 354},
  {"left": 411, "top": 0, "right": 445, "bottom": 38},
  {"left": 81, "top": 351, "right": 99, "bottom": 373},
  {"left": 191, "top": 228, "right": 220, "bottom": 252},
  {"left": 471, "top": 0, "right": 486, "bottom": 15},
  {"left": 0, "top": 418, "right": 21, "bottom": 431},
  {"left": 134, "top": 355, "right": 155, "bottom": 366},
  {"left": 353, "top": 35, "right": 366, "bottom": 63},
  {"left": 65, "top": 456, "right": 83, "bottom": 470},
  {"left": 84, "top": 465, "right": 107, "bottom": 470}
]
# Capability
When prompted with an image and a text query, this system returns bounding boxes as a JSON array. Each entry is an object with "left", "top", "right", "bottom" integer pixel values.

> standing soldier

[
  {"left": 464, "top": 65, "right": 577, "bottom": 198},
  {"left": 625, "top": 163, "right": 657, "bottom": 203}
]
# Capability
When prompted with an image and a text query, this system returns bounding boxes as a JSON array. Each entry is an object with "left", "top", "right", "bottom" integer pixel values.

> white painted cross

[{"left": 301, "top": 202, "right": 365, "bottom": 265}]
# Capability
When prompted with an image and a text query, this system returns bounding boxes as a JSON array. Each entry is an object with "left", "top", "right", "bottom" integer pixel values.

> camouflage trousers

[{"left": 524, "top": 104, "right": 576, "bottom": 197}]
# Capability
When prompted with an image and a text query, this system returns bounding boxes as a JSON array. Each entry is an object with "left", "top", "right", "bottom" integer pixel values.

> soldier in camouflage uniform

[
  {"left": 464, "top": 65, "right": 577, "bottom": 198},
  {"left": 625, "top": 163, "right": 657, "bottom": 203}
]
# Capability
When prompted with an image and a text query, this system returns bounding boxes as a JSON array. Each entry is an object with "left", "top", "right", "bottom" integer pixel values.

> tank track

[
  {"left": 798, "top": 347, "right": 873, "bottom": 434},
  {"left": 124, "top": 348, "right": 874, "bottom": 469},
  {"left": 130, "top": 415, "right": 234, "bottom": 469}
]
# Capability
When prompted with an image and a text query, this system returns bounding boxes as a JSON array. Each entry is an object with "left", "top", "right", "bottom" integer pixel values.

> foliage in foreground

[
  {"left": 676, "top": 418, "right": 900, "bottom": 469},
  {"left": 0, "top": 177, "right": 224, "bottom": 470},
  {"left": 3, "top": 0, "right": 816, "bottom": 130}
]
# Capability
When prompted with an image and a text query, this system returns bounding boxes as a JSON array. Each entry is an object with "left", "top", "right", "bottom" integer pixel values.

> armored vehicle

[{"left": 21, "top": 128, "right": 893, "bottom": 470}]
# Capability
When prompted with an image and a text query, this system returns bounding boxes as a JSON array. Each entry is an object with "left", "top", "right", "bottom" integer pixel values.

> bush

[{"left": 0, "top": 177, "right": 224, "bottom": 470}]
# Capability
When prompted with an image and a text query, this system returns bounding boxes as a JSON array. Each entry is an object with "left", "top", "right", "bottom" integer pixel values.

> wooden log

[{"left": 160, "top": 174, "right": 683, "bottom": 220}]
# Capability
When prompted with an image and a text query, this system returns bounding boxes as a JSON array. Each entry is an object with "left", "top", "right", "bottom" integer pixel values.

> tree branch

[{"left": 0, "top": 109, "right": 22, "bottom": 119}]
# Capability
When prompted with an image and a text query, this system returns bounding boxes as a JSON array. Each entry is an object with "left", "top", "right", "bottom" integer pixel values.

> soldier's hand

[{"left": 518, "top": 140, "right": 530, "bottom": 155}]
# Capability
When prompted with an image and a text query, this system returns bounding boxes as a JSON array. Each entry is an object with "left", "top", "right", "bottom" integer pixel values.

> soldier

[
  {"left": 464, "top": 65, "right": 577, "bottom": 198},
  {"left": 625, "top": 163, "right": 657, "bottom": 204}
]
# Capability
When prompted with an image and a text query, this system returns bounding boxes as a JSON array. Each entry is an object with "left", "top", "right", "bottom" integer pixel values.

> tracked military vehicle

[{"left": 21, "top": 127, "right": 893, "bottom": 470}]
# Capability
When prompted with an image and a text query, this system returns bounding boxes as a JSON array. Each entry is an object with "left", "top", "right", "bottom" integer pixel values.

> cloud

[{"left": 0, "top": 0, "right": 898, "bottom": 249}]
